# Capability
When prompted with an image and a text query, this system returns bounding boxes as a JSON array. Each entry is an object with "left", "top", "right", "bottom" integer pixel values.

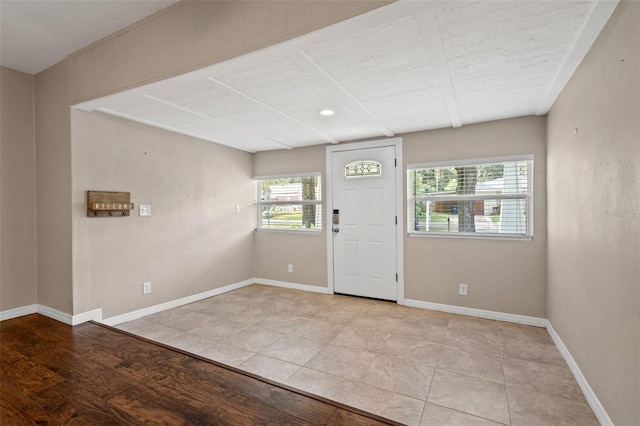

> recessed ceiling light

[{"left": 319, "top": 109, "right": 335, "bottom": 116}]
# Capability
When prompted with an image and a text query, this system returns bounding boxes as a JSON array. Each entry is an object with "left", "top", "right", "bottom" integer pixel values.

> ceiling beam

[{"left": 416, "top": 9, "right": 462, "bottom": 129}]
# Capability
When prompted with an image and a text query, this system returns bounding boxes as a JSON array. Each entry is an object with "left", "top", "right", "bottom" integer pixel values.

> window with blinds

[
  {"left": 407, "top": 156, "right": 533, "bottom": 238},
  {"left": 256, "top": 174, "right": 322, "bottom": 231}
]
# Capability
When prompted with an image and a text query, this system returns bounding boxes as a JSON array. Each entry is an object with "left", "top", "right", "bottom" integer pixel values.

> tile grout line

[
  {"left": 499, "top": 325, "right": 514, "bottom": 426},
  {"left": 418, "top": 317, "right": 449, "bottom": 425},
  {"left": 118, "top": 285, "right": 595, "bottom": 425}
]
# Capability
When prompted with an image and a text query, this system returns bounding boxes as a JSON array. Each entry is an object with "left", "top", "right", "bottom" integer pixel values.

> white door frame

[{"left": 326, "top": 137, "right": 404, "bottom": 305}]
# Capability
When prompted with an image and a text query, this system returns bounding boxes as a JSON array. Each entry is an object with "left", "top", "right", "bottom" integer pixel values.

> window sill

[
  {"left": 407, "top": 232, "right": 533, "bottom": 241},
  {"left": 256, "top": 228, "right": 322, "bottom": 235}
]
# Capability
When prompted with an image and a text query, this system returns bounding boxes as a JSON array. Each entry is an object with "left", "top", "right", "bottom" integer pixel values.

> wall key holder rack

[{"left": 87, "top": 191, "right": 132, "bottom": 217}]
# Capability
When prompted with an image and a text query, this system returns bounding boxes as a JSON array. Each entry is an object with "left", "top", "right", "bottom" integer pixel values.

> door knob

[{"left": 333, "top": 227, "right": 340, "bottom": 233}]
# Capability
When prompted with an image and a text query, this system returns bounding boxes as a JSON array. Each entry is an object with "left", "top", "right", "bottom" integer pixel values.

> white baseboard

[
  {"left": 1, "top": 279, "right": 325, "bottom": 325},
  {"left": 0, "top": 304, "right": 38, "bottom": 321},
  {"left": 37, "top": 305, "right": 73, "bottom": 324},
  {"left": 253, "top": 278, "right": 330, "bottom": 294},
  {"left": 39, "top": 306, "right": 103, "bottom": 325},
  {"left": 100, "top": 278, "right": 255, "bottom": 326},
  {"left": 0, "top": 303, "right": 102, "bottom": 325},
  {"left": 100, "top": 278, "right": 328, "bottom": 326},
  {"left": 404, "top": 299, "right": 547, "bottom": 327},
  {"left": 0, "top": 304, "right": 72, "bottom": 324},
  {"left": 71, "top": 308, "right": 103, "bottom": 325},
  {"left": 404, "top": 299, "right": 611, "bottom": 423},
  {"left": 546, "top": 321, "right": 613, "bottom": 426}
]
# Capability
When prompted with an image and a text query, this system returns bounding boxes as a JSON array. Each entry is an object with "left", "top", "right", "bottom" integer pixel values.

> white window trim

[
  {"left": 407, "top": 155, "right": 534, "bottom": 240},
  {"left": 407, "top": 155, "right": 533, "bottom": 170},
  {"left": 255, "top": 173, "right": 323, "bottom": 233},
  {"left": 253, "top": 172, "right": 322, "bottom": 180},
  {"left": 407, "top": 231, "right": 534, "bottom": 241}
]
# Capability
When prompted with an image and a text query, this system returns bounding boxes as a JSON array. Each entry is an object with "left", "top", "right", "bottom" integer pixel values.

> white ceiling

[
  {"left": 13, "top": 1, "right": 617, "bottom": 153},
  {"left": 0, "top": 0, "right": 180, "bottom": 74}
]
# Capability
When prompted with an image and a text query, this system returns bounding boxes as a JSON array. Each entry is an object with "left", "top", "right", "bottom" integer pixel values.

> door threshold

[{"left": 333, "top": 292, "right": 397, "bottom": 303}]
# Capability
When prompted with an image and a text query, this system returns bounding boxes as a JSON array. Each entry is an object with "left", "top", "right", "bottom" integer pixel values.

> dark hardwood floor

[{"left": 1, "top": 314, "right": 396, "bottom": 425}]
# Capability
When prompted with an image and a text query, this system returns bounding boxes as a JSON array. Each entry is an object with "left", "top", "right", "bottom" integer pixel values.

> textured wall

[
  {"left": 546, "top": 2, "right": 640, "bottom": 424},
  {"left": 253, "top": 144, "right": 327, "bottom": 287},
  {"left": 403, "top": 116, "right": 547, "bottom": 318},
  {"left": 0, "top": 67, "right": 37, "bottom": 311},
  {"left": 72, "top": 111, "right": 255, "bottom": 318},
  {"left": 35, "top": 62, "right": 73, "bottom": 313}
]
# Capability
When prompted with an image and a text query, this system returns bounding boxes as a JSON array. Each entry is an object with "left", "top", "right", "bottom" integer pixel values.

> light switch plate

[{"left": 139, "top": 204, "right": 152, "bottom": 217}]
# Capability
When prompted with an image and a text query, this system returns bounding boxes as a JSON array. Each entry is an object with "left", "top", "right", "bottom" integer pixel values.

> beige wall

[
  {"left": 254, "top": 116, "right": 547, "bottom": 318},
  {"left": 30, "top": 0, "right": 391, "bottom": 316},
  {"left": 35, "top": 62, "right": 73, "bottom": 313},
  {"left": 405, "top": 116, "right": 547, "bottom": 317},
  {"left": 253, "top": 145, "right": 327, "bottom": 287},
  {"left": 72, "top": 111, "right": 255, "bottom": 318},
  {"left": 0, "top": 67, "right": 37, "bottom": 311},
  {"left": 547, "top": 2, "right": 639, "bottom": 424}
]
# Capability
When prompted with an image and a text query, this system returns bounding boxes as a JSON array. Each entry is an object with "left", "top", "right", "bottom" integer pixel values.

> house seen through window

[
  {"left": 407, "top": 156, "right": 533, "bottom": 238},
  {"left": 256, "top": 175, "right": 322, "bottom": 231}
]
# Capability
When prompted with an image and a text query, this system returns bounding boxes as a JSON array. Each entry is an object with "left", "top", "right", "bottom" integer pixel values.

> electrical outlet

[
  {"left": 459, "top": 283, "right": 468, "bottom": 296},
  {"left": 287, "top": 264, "right": 294, "bottom": 273},
  {"left": 143, "top": 281, "right": 152, "bottom": 294}
]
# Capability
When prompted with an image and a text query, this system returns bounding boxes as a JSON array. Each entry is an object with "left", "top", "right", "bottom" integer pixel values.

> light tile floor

[{"left": 116, "top": 285, "right": 598, "bottom": 426}]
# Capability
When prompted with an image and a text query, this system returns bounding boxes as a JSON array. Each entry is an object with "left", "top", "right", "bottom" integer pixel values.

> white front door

[{"left": 331, "top": 146, "right": 397, "bottom": 301}]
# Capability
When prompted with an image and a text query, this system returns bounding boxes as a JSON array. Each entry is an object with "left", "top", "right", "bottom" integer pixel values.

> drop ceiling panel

[
  {"left": 121, "top": 100, "right": 209, "bottom": 129},
  {"left": 303, "top": 16, "right": 435, "bottom": 101},
  {"left": 209, "top": 56, "right": 324, "bottom": 105},
  {"left": 209, "top": 56, "right": 377, "bottom": 137},
  {"left": 150, "top": 80, "right": 313, "bottom": 140},
  {"left": 261, "top": 127, "right": 328, "bottom": 147},
  {"left": 176, "top": 116, "right": 297, "bottom": 152},
  {"left": 361, "top": 89, "right": 452, "bottom": 134},
  {"left": 172, "top": 121, "right": 279, "bottom": 152},
  {"left": 177, "top": 120, "right": 239, "bottom": 141},
  {"left": 440, "top": 1, "right": 599, "bottom": 123}
]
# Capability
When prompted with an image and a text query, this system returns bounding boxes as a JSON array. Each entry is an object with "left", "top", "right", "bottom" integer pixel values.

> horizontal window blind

[
  {"left": 407, "top": 157, "right": 533, "bottom": 237},
  {"left": 256, "top": 175, "right": 322, "bottom": 231}
]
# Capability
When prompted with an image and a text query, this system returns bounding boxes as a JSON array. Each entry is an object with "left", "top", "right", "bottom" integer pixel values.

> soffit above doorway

[
  {"left": 0, "top": 0, "right": 180, "bottom": 74},
  {"left": 73, "top": 0, "right": 618, "bottom": 153}
]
